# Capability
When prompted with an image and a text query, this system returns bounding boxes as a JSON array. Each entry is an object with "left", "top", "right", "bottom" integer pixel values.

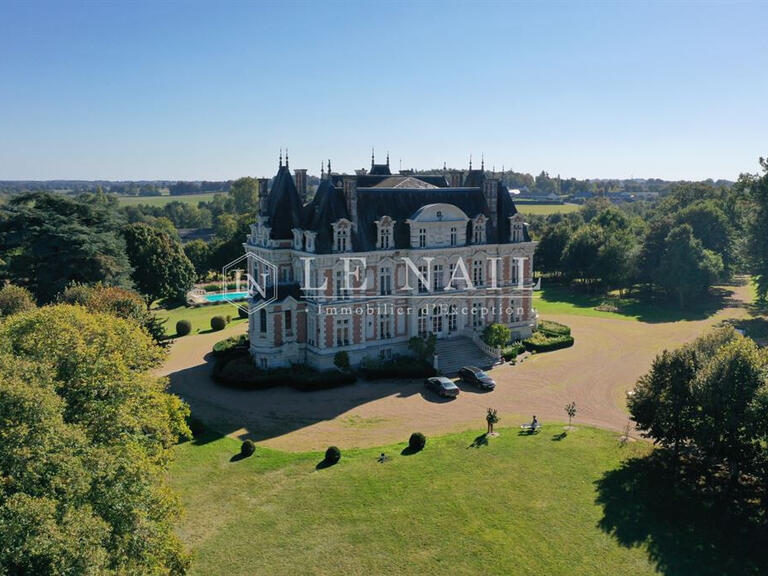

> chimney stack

[
  {"left": 342, "top": 175, "right": 358, "bottom": 232},
  {"left": 483, "top": 176, "right": 499, "bottom": 232},
  {"left": 257, "top": 178, "right": 270, "bottom": 212},
  {"left": 294, "top": 168, "right": 308, "bottom": 204}
]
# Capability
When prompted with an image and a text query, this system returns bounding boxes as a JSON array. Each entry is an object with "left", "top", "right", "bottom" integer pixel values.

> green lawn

[
  {"left": 153, "top": 301, "right": 246, "bottom": 337},
  {"left": 534, "top": 283, "right": 730, "bottom": 323},
  {"left": 172, "top": 425, "right": 659, "bottom": 576},
  {"left": 116, "top": 192, "right": 223, "bottom": 207},
  {"left": 516, "top": 202, "right": 580, "bottom": 215}
]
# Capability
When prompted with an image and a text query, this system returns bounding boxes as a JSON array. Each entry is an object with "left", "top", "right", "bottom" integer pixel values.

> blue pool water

[{"left": 203, "top": 291, "right": 249, "bottom": 302}]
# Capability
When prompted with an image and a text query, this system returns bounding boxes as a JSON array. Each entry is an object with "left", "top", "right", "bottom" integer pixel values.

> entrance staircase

[{"left": 434, "top": 337, "right": 499, "bottom": 376}]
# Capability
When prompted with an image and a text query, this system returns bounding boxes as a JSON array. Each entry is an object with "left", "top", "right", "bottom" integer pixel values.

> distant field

[
  {"left": 117, "top": 192, "right": 223, "bottom": 207},
  {"left": 515, "top": 202, "right": 580, "bottom": 215}
]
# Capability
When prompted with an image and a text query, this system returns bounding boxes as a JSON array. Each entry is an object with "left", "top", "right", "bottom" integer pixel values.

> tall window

[
  {"left": 284, "top": 310, "right": 292, "bottom": 335},
  {"left": 433, "top": 264, "right": 444, "bottom": 291},
  {"left": 335, "top": 226, "right": 348, "bottom": 252},
  {"left": 259, "top": 309, "right": 267, "bottom": 333},
  {"left": 418, "top": 307, "right": 428, "bottom": 338},
  {"left": 450, "top": 227, "right": 457, "bottom": 246},
  {"left": 307, "top": 313, "right": 316, "bottom": 346},
  {"left": 380, "top": 226, "right": 391, "bottom": 248},
  {"left": 418, "top": 228, "right": 426, "bottom": 248},
  {"left": 432, "top": 312, "right": 443, "bottom": 334},
  {"left": 448, "top": 305, "right": 457, "bottom": 332},
  {"left": 473, "top": 220, "right": 485, "bottom": 244},
  {"left": 418, "top": 265, "right": 429, "bottom": 293},
  {"left": 335, "top": 270, "right": 349, "bottom": 300},
  {"left": 335, "top": 318, "right": 350, "bottom": 347},
  {"left": 379, "top": 267, "right": 392, "bottom": 296},
  {"left": 379, "top": 312, "right": 393, "bottom": 339},
  {"left": 472, "top": 302, "right": 483, "bottom": 328},
  {"left": 473, "top": 259, "right": 484, "bottom": 287}
]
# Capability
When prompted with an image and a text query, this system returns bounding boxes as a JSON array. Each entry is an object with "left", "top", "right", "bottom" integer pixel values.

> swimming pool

[{"left": 202, "top": 291, "right": 249, "bottom": 302}]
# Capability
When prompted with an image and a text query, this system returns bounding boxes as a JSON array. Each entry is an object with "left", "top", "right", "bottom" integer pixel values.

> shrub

[
  {"left": 408, "top": 333, "right": 436, "bottom": 360},
  {"left": 210, "top": 315, "right": 226, "bottom": 331},
  {"left": 240, "top": 439, "right": 255, "bottom": 457},
  {"left": 176, "top": 319, "right": 192, "bottom": 336},
  {"left": 325, "top": 446, "right": 341, "bottom": 464},
  {"left": 226, "top": 315, "right": 232, "bottom": 324},
  {"left": 408, "top": 432, "right": 426, "bottom": 452},
  {"left": 334, "top": 350, "right": 350, "bottom": 371},
  {"left": 212, "top": 334, "right": 248, "bottom": 355},
  {"left": 0, "top": 284, "right": 36, "bottom": 317},
  {"left": 523, "top": 331, "right": 574, "bottom": 353},
  {"left": 538, "top": 319, "right": 571, "bottom": 336},
  {"left": 501, "top": 342, "right": 526, "bottom": 361},
  {"left": 482, "top": 323, "right": 511, "bottom": 348}
]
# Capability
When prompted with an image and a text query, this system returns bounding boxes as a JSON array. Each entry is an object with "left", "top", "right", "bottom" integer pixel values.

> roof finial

[
  {"left": 328, "top": 159, "right": 331, "bottom": 175},
  {"left": 321, "top": 161, "right": 325, "bottom": 178},
  {"left": 386, "top": 151, "right": 390, "bottom": 166},
  {"left": 481, "top": 154, "right": 485, "bottom": 171},
  {"left": 443, "top": 161, "right": 447, "bottom": 172},
  {"left": 371, "top": 148, "right": 375, "bottom": 169},
  {"left": 469, "top": 155, "right": 473, "bottom": 170},
  {"left": 285, "top": 148, "right": 289, "bottom": 169},
  {"left": 279, "top": 148, "right": 283, "bottom": 168}
]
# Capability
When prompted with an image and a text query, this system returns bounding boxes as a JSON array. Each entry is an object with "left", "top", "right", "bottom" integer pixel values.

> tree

[
  {"left": 184, "top": 239, "right": 212, "bottom": 278},
  {"left": 534, "top": 222, "right": 571, "bottom": 277},
  {"left": 561, "top": 224, "right": 603, "bottom": 288},
  {"left": 747, "top": 157, "right": 768, "bottom": 303},
  {"left": 565, "top": 401, "right": 576, "bottom": 429},
  {"left": 486, "top": 408, "right": 500, "bottom": 435},
  {"left": 657, "top": 224, "right": 723, "bottom": 307},
  {"left": 228, "top": 177, "right": 260, "bottom": 214},
  {"left": 123, "top": 223, "right": 196, "bottom": 303},
  {"left": 408, "top": 333, "right": 437, "bottom": 361},
  {"left": 0, "top": 192, "right": 132, "bottom": 302},
  {"left": 482, "top": 323, "right": 511, "bottom": 349},
  {"left": 0, "top": 283, "right": 35, "bottom": 317},
  {"left": 0, "top": 305, "right": 190, "bottom": 574}
]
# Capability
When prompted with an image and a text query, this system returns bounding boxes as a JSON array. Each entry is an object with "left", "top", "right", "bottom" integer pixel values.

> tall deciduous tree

[
  {"left": 747, "top": 157, "right": 768, "bottom": 303},
  {"left": 228, "top": 177, "right": 261, "bottom": 214},
  {"left": 0, "top": 305, "right": 190, "bottom": 574},
  {"left": 123, "top": 223, "right": 196, "bottom": 303}
]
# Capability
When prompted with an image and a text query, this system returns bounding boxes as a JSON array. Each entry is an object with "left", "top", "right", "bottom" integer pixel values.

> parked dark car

[
  {"left": 458, "top": 366, "right": 496, "bottom": 390},
  {"left": 424, "top": 376, "right": 460, "bottom": 398}
]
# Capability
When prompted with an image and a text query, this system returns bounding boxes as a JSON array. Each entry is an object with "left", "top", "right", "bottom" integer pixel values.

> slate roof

[
  {"left": 369, "top": 163, "right": 392, "bottom": 176},
  {"left": 260, "top": 163, "right": 530, "bottom": 252}
]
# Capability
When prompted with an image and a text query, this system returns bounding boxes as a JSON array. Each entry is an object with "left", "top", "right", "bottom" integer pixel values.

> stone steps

[{"left": 434, "top": 337, "right": 497, "bottom": 376}]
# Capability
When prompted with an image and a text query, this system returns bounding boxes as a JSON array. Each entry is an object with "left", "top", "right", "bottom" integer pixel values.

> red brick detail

[
  {"left": 325, "top": 316, "right": 334, "bottom": 348},
  {"left": 353, "top": 313, "right": 362, "bottom": 345}
]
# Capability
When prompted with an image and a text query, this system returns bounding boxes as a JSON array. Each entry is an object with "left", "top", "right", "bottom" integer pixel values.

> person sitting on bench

[{"left": 530, "top": 415, "right": 539, "bottom": 429}]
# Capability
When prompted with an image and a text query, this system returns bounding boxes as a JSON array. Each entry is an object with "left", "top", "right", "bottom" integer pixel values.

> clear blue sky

[{"left": 1, "top": 0, "right": 766, "bottom": 181}]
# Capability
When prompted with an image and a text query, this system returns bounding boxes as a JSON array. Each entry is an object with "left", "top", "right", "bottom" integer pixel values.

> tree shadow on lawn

[
  {"left": 467, "top": 433, "right": 489, "bottom": 448},
  {"left": 595, "top": 452, "right": 768, "bottom": 576},
  {"left": 538, "top": 284, "right": 733, "bottom": 324},
  {"left": 551, "top": 431, "right": 567, "bottom": 441},
  {"left": 315, "top": 458, "right": 337, "bottom": 470}
]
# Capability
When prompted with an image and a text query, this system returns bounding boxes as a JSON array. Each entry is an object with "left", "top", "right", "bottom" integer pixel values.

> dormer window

[
  {"left": 510, "top": 213, "right": 525, "bottom": 243},
  {"left": 304, "top": 230, "right": 316, "bottom": 253},
  {"left": 376, "top": 215, "right": 394, "bottom": 249},
  {"left": 332, "top": 219, "right": 351, "bottom": 253},
  {"left": 292, "top": 228, "right": 304, "bottom": 250},
  {"left": 450, "top": 227, "right": 457, "bottom": 246},
  {"left": 472, "top": 215, "right": 486, "bottom": 244}
]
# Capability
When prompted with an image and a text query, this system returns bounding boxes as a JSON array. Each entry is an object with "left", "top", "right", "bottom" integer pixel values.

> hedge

[
  {"left": 359, "top": 356, "right": 436, "bottom": 380},
  {"left": 538, "top": 319, "right": 571, "bottom": 337},
  {"left": 212, "top": 351, "right": 356, "bottom": 390},
  {"left": 523, "top": 331, "right": 575, "bottom": 353},
  {"left": 212, "top": 334, "right": 248, "bottom": 356}
]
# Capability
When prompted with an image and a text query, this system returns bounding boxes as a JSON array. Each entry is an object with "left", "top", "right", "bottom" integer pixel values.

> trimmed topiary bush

[
  {"left": 176, "top": 319, "right": 192, "bottom": 336},
  {"left": 408, "top": 432, "right": 426, "bottom": 452},
  {"left": 538, "top": 319, "right": 571, "bottom": 336},
  {"left": 325, "top": 446, "right": 341, "bottom": 465},
  {"left": 240, "top": 439, "right": 255, "bottom": 458},
  {"left": 210, "top": 315, "right": 226, "bottom": 331},
  {"left": 523, "top": 331, "right": 574, "bottom": 353}
]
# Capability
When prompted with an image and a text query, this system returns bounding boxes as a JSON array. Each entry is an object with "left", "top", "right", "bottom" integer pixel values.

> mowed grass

[
  {"left": 153, "top": 301, "right": 246, "bottom": 337},
  {"left": 516, "top": 202, "right": 580, "bottom": 215},
  {"left": 171, "top": 425, "right": 657, "bottom": 576},
  {"left": 116, "top": 192, "right": 223, "bottom": 207},
  {"left": 534, "top": 283, "right": 733, "bottom": 323}
]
